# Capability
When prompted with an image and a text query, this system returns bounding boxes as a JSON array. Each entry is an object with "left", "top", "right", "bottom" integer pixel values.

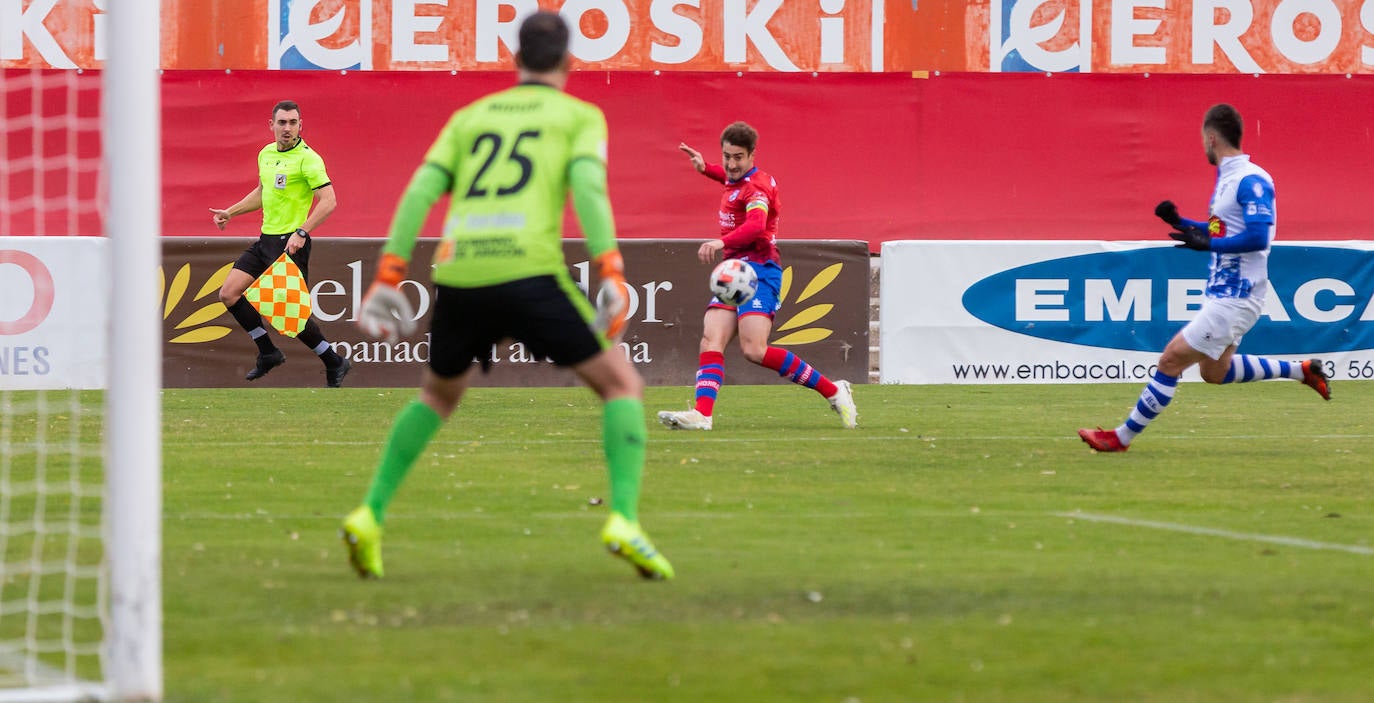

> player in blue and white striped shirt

[{"left": 1079, "top": 104, "right": 1330, "bottom": 452}]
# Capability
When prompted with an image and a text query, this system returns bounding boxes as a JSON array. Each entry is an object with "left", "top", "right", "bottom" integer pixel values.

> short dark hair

[
  {"left": 720, "top": 121, "right": 758, "bottom": 153},
  {"left": 1203, "top": 104, "right": 1242, "bottom": 148},
  {"left": 272, "top": 100, "right": 300, "bottom": 119},
  {"left": 517, "top": 11, "right": 569, "bottom": 72}
]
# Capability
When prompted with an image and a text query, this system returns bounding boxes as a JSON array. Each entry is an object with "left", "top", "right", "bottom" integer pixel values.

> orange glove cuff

[
  {"left": 376, "top": 253, "right": 408, "bottom": 287},
  {"left": 594, "top": 250, "right": 624, "bottom": 279}
]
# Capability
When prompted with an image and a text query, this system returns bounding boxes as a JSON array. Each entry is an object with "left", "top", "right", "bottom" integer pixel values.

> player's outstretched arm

[
  {"left": 681, "top": 142, "right": 727, "bottom": 182},
  {"left": 1210, "top": 174, "right": 1275, "bottom": 254},
  {"left": 1155, "top": 199, "right": 1207, "bottom": 231},
  {"left": 1167, "top": 226, "right": 1211, "bottom": 251},
  {"left": 1155, "top": 199, "right": 1211, "bottom": 251},
  {"left": 1155, "top": 200, "right": 1182, "bottom": 227},
  {"left": 678, "top": 143, "right": 705, "bottom": 173},
  {"left": 696, "top": 239, "right": 725, "bottom": 264},
  {"left": 570, "top": 157, "right": 629, "bottom": 340},
  {"left": 208, "top": 185, "right": 264, "bottom": 230},
  {"left": 301, "top": 183, "right": 337, "bottom": 234},
  {"left": 571, "top": 158, "right": 616, "bottom": 256},
  {"left": 715, "top": 206, "right": 767, "bottom": 257},
  {"left": 357, "top": 163, "right": 449, "bottom": 342},
  {"left": 383, "top": 163, "right": 450, "bottom": 262}
]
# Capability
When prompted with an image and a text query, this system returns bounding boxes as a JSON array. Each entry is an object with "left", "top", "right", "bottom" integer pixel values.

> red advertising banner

[
  {"left": 158, "top": 238, "right": 871, "bottom": 388},
  {"left": 161, "top": 69, "right": 1374, "bottom": 250},
  {"left": 909, "top": 71, "right": 1374, "bottom": 244},
  {"left": 164, "top": 69, "right": 925, "bottom": 246},
  {"left": 6, "top": 1, "right": 1374, "bottom": 74},
  {"left": 8, "top": 67, "right": 1374, "bottom": 247}
]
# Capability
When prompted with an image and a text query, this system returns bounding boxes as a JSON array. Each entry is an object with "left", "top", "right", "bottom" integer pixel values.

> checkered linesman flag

[{"left": 244, "top": 252, "right": 312, "bottom": 337}]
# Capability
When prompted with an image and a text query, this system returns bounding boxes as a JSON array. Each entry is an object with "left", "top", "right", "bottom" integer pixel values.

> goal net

[
  {"left": 0, "top": 65, "right": 107, "bottom": 703},
  {"left": 1, "top": 3, "right": 162, "bottom": 700}
]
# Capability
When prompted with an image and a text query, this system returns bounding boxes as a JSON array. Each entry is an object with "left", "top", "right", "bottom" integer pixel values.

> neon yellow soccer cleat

[
  {"left": 600, "top": 512, "right": 675, "bottom": 581},
  {"left": 341, "top": 505, "right": 384, "bottom": 579}
]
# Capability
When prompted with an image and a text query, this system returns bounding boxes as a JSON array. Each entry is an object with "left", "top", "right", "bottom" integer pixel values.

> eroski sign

[
  {"left": 962, "top": 245, "right": 1374, "bottom": 354},
  {"left": 988, "top": 0, "right": 1374, "bottom": 74},
  {"left": 263, "top": 0, "right": 881, "bottom": 71}
]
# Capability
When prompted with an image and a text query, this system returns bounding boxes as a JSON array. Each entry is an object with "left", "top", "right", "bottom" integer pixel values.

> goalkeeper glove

[
  {"left": 358, "top": 253, "right": 417, "bottom": 343},
  {"left": 1169, "top": 224, "right": 1212, "bottom": 252},
  {"left": 1155, "top": 200, "right": 1182, "bottom": 227},
  {"left": 593, "top": 250, "right": 629, "bottom": 341}
]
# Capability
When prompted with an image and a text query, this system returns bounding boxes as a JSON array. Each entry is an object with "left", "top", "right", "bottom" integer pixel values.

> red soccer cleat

[
  {"left": 1301, "top": 359, "right": 1331, "bottom": 401},
  {"left": 1078, "top": 427, "right": 1128, "bottom": 452}
]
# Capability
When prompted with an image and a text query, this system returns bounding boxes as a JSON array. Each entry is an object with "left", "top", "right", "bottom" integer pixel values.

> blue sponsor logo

[
  {"left": 993, "top": 0, "right": 1084, "bottom": 73},
  {"left": 961, "top": 246, "right": 1374, "bottom": 354},
  {"left": 272, "top": 0, "right": 369, "bottom": 70}
]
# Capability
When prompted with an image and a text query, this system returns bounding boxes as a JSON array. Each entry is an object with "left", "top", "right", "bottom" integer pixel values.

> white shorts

[{"left": 1181, "top": 297, "right": 1262, "bottom": 360}]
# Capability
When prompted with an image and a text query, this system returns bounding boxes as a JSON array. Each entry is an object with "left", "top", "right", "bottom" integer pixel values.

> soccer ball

[{"left": 709, "top": 258, "right": 758, "bottom": 306}]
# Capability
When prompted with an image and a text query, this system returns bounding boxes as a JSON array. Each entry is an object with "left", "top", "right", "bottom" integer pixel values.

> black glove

[
  {"left": 1169, "top": 224, "right": 1211, "bottom": 251},
  {"left": 1154, "top": 200, "right": 1182, "bottom": 227}
]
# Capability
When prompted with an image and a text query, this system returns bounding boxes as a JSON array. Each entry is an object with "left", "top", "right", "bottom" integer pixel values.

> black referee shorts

[
  {"left": 429, "top": 275, "right": 605, "bottom": 378},
  {"left": 233, "top": 233, "right": 312, "bottom": 281}
]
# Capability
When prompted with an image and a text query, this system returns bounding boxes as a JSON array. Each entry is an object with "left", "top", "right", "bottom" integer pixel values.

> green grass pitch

[{"left": 150, "top": 382, "right": 1372, "bottom": 701}]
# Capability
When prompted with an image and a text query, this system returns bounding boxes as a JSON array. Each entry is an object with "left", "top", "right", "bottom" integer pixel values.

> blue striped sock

[
  {"left": 1116, "top": 370, "right": 1179, "bottom": 445},
  {"left": 1221, "top": 355, "right": 1299, "bottom": 383}
]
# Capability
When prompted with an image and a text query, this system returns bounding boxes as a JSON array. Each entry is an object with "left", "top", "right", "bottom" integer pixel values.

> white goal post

[{"left": 101, "top": 0, "right": 163, "bottom": 700}]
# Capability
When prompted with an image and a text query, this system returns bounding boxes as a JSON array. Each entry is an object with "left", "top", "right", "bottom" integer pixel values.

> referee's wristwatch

[{"left": 294, "top": 228, "right": 310, "bottom": 241}]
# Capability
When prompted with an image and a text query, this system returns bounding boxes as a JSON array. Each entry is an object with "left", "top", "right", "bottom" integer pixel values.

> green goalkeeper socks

[
  {"left": 364, "top": 400, "right": 443, "bottom": 524},
  {"left": 363, "top": 398, "right": 643, "bottom": 525},
  {"left": 603, "top": 398, "right": 647, "bottom": 523}
]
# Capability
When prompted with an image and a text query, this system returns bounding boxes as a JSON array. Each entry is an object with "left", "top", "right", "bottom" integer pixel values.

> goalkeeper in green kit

[{"left": 341, "top": 11, "right": 673, "bottom": 580}]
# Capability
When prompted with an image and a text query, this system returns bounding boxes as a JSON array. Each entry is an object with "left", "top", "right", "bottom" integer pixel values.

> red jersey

[{"left": 701, "top": 164, "right": 781, "bottom": 265}]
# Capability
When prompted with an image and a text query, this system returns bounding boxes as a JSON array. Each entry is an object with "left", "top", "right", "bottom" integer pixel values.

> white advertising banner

[
  {"left": 881, "top": 240, "right": 1374, "bottom": 385},
  {"left": 1, "top": 237, "right": 109, "bottom": 390}
]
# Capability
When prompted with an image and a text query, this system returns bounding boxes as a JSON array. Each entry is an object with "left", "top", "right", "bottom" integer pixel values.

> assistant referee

[{"left": 209, "top": 99, "right": 350, "bottom": 387}]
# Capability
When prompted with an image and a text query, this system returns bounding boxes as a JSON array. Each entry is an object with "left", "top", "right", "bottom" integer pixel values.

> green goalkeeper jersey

[{"left": 418, "top": 83, "right": 608, "bottom": 287}]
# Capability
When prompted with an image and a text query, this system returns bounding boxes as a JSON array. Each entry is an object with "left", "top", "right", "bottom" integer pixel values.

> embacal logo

[
  {"left": 773, "top": 263, "right": 844, "bottom": 346},
  {"left": 160, "top": 262, "right": 234, "bottom": 344},
  {"left": 990, "top": 0, "right": 1088, "bottom": 72},
  {"left": 269, "top": 0, "right": 371, "bottom": 70},
  {"left": 961, "top": 245, "right": 1374, "bottom": 355}
]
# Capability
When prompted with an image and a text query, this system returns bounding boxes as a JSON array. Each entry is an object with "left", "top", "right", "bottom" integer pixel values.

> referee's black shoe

[
  {"left": 326, "top": 357, "right": 352, "bottom": 388},
  {"left": 245, "top": 350, "right": 286, "bottom": 381}
]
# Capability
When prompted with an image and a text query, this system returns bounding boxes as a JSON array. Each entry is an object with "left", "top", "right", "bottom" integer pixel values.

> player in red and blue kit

[{"left": 657, "top": 121, "right": 857, "bottom": 431}]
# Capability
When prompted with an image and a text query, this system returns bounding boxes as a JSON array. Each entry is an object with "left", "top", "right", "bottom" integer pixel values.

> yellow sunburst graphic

[
  {"left": 157, "top": 262, "right": 234, "bottom": 344},
  {"left": 772, "top": 262, "right": 842, "bottom": 346}
]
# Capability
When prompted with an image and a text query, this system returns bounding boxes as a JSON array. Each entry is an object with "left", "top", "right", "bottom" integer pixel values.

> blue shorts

[{"left": 707, "top": 260, "right": 782, "bottom": 318}]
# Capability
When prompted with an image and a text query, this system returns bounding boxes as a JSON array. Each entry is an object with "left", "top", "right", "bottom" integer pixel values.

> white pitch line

[
  {"left": 165, "top": 435, "right": 945, "bottom": 448},
  {"left": 164, "top": 432, "right": 1374, "bottom": 448},
  {"left": 158, "top": 431, "right": 1374, "bottom": 447},
  {"left": 1056, "top": 511, "right": 1374, "bottom": 556}
]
